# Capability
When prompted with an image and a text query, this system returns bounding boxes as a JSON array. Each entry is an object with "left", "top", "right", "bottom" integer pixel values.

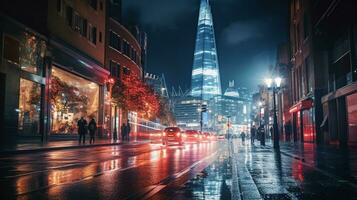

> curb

[{"left": 0, "top": 141, "right": 149, "bottom": 156}]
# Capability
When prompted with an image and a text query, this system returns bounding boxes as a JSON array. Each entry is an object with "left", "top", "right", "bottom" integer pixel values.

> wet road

[
  {"left": 176, "top": 140, "right": 357, "bottom": 200},
  {"left": 0, "top": 141, "right": 221, "bottom": 200}
]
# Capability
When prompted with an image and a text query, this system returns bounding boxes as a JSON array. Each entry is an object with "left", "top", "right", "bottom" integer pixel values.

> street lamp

[{"left": 264, "top": 76, "right": 282, "bottom": 149}]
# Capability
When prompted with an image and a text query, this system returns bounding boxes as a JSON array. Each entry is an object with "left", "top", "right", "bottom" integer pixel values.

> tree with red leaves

[{"left": 112, "top": 72, "right": 159, "bottom": 120}]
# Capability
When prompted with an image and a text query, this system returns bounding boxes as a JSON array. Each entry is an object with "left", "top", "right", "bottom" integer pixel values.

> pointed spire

[{"left": 191, "top": 0, "right": 221, "bottom": 100}]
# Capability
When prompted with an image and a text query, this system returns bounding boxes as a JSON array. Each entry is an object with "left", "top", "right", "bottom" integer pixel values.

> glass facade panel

[
  {"left": 19, "top": 32, "right": 46, "bottom": 75},
  {"left": 50, "top": 67, "right": 99, "bottom": 134},
  {"left": 347, "top": 93, "right": 357, "bottom": 143},
  {"left": 191, "top": 0, "right": 221, "bottom": 100},
  {"left": 18, "top": 78, "right": 41, "bottom": 135}
]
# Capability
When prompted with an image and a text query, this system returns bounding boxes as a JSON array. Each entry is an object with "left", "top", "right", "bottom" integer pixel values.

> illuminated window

[
  {"left": 18, "top": 78, "right": 41, "bottom": 135},
  {"left": 50, "top": 67, "right": 99, "bottom": 134}
]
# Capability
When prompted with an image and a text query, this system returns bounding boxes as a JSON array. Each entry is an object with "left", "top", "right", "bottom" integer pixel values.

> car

[
  {"left": 184, "top": 130, "right": 201, "bottom": 143},
  {"left": 162, "top": 127, "right": 184, "bottom": 145},
  {"left": 202, "top": 132, "right": 212, "bottom": 142},
  {"left": 217, "top": 134, "right": 226, "bottom": 140}
]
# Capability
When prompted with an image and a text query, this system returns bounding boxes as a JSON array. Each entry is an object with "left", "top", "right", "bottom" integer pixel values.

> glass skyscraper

[{"left": 191, "top": 0, "right": 221, "bottom": 100}]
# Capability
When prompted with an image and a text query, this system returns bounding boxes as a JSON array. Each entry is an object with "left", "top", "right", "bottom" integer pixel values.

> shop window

[
  {"left": 18, "top": 78, "right": 41, "bottom": 135},
  {"left": 347, "top": 93, "right": 357, "bottom": 143},
  {"left": 50, "top": 67, "right": 99, "bottom": 134},
  {"left": 303, "top": 109, "right": 315, "bottom": 142},
  {"left": 3, "top": 36, "right": 19, "bottom": 64},
  {"left": 19, "top": 32, "right": 46, "bottom": 75}
]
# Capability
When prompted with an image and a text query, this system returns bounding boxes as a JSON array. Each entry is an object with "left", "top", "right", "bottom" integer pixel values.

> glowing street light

[{"left": 264, "top": 76, "right": 282, "bottom": 149}]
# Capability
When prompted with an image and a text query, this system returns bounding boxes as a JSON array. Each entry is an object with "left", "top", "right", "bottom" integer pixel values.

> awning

[{"left": 289, "top": 98, "right": 313, "bottom": 113}]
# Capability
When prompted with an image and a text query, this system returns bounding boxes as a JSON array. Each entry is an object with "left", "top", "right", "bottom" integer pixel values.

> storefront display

[
  {"left": 18, "top": 78, "right": 41, "bottom": 135},
  {"left": 50, "top": 67, "right": 99, "bottom": 134},
  {"left": 302, "top": 109, "right": 315, "bottom": 142}
]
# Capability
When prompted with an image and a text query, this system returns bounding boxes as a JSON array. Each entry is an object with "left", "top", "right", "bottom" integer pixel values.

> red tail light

[
  {"left": 162, "top": 132, "right": 166, "bottom": 136},
  {"left": 176, "top": 132, "right": 181, "bottom": 137}
]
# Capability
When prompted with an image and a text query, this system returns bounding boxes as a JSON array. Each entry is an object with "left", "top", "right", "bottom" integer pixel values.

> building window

[
  {"left": 3, "top": 35, "right": 19, "bottom": 64},
  {"left": 109, "top": 60, "right": 120, "bottom": 78},
  {"left": 73, "top": 13, "right": 87, "bottom": 37},
  {"left": 123, "top": 66, "right": 130, "bottom": 75},
  {"left": 18, "top": 78, "right": 41, "bottom": 135},
  {"left": 88, "top": 25, "right": 97, "bottom": 45},
  {"left": 66, "top": 6, "right": 73, "bottom": 27},
  {"left": 100, "top": 1, "right": 103, "bottom": 10},
  {"left": 19, "top": 33, "right": 46, "bottom": 75},
  {"left": 57, "top": 0, "right": 62, "bottom": 14},
  {"left": 109, "top": 31, "right": 122, "bottom": 51},
  {"left": 50, "top": 67, "right": 99, "bottom": 134},
  {"left": 88, "top": 0, "right": 98, "bottom": 10}
]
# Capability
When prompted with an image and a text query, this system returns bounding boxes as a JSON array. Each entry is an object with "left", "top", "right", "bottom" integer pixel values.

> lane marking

[{"left": 126, "top": 149, "right": 220, "bottom": 200}]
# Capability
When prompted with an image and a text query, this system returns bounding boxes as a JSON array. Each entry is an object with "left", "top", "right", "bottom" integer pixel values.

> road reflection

[{"left": 1, "top": 142, "right": 220, "bottom": 199}]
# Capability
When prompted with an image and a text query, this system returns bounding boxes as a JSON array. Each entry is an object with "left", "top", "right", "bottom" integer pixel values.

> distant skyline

[{"left": 123, "top": 0, "right": 289, "bottom": 92}]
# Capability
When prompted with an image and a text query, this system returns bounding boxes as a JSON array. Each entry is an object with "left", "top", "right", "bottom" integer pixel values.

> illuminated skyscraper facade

[{"left": 191, "top": 0, "right": 221, "bottom": 100}]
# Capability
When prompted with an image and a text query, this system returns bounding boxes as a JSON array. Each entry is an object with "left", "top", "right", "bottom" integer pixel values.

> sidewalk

[
  {"left": 231, "top": 139, "right": 357, "bottom": 200},
  {"left": 0, "top": 137, "right": 149, "bottom": 155}
]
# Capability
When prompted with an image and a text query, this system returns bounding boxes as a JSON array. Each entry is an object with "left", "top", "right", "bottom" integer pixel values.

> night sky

[{"left": 123, "top": 0, "right": 289, "bottom": 92}]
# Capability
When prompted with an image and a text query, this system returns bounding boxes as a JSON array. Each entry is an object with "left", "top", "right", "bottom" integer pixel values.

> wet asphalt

[{"left": 1, "top": 139, "right": 357, "bottom": 200}]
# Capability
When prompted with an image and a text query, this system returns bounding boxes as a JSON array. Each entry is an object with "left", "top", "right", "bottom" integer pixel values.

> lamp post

[{"left": 265, "top": 77, "right": 282, "bottom": 149}]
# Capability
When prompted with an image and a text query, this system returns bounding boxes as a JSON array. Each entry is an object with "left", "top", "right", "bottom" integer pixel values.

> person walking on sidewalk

[
  {"left": 88, "top": 118, "right": 97, "bottom": 144},
  {"left": 240, "top": 131, "right": 246, "bottom": 144},
  {"left": 77, "top": 117, "right": 88, "bottom": 144},
  {"left": 121, "top": 123, "right": 126, "bottom": 141},
  {"left": 250, "top": 125, "right": 256, "bottom": 144},
  {"left": 126, "top": 120, "right": 131, "bottom": 142},
  {"left": 259, "top": 125, "right": 265, "bottom": 146}
]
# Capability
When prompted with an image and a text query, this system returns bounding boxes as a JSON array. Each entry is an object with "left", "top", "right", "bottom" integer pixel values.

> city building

[
  {"left": 288, "top": 0, "right": 328, "bottom": 144},
  {"left": 209, "top": 81, "right": 252, "bottom": 134},
  {"left": 315, "top": 0, "right": 357, "bottom": 146},
  {"left": 0, "top": 0, "right": 147, "bottom": 143},
  {"left": 104, "top": 0, "right": 144, "bottom": 137},
  {"left": 173, "top": 96, "right": 203, "bottom": 130},
  {"left": 191, "top": 0, "right": 221, "bottom": 100},
  {"left": 274, "top": 43, "right": 293, "bottom": 140}
]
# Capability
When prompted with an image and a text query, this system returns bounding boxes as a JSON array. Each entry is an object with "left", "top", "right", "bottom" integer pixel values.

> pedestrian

[
  {"left": 270, "top": 126, "right": 273, "bottom": 139},
  {"left": 240, "top": 131, "right": 246, "bottom": 144},
  {"left": 121, "top": 123, "right": 126, "bottom": 141},
  {"left": 126, "top": 120, "right": 131, "bottom": 142},
  {"left": 88, "top": 118, "right": 97, "bottom": 144},
  {"left": 284, "top": 121, "right": 291, "bottom": 142},
  {"left": 250, "top": 125, "right": 256, "bottom": 144},
  {"left": 259, "top": 125, "right": 265, "bottom": 146},
  {"left": 77, "top": 116, "right": 88, "bottom": 144}
]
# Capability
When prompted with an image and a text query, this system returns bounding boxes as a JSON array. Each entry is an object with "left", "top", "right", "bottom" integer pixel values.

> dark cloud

[
  {"left": 222, "top": 20, "right": 266, "bottom": 45},
  {"left": 122, "top": 0, "right": 289, "bottom": 91},
  {"left": 123, "top": 0, "right": 196, "bottom": 29}
]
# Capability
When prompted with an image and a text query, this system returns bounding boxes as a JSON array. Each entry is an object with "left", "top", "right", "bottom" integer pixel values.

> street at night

[
  {"left": 2, "top": 141, "right": 357, "bottom": 199},
  {"left": 1, "top": 0, "right": 357, "bottom": 199}
]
